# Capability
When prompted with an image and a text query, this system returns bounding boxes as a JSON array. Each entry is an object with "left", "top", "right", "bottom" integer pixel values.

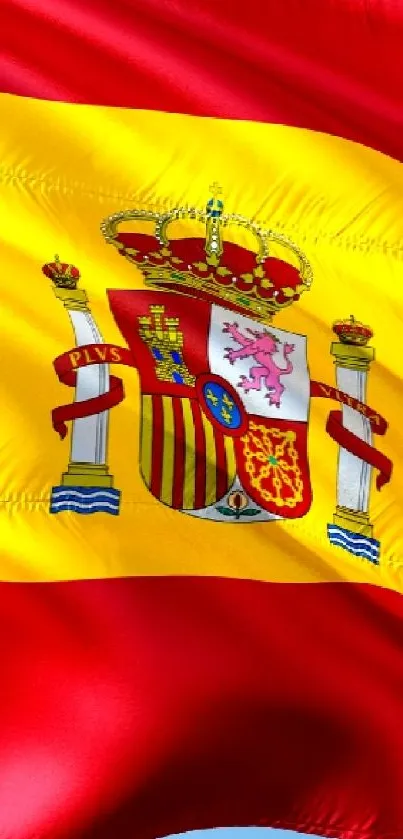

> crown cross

[
  {"left": 206, "top": 184, "right": 224, "bottom": 261},
  {"left": 209, "top": 182, "right": 222, "bottom": 198}
]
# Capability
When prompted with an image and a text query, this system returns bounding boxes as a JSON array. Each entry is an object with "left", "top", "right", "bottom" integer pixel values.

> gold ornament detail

[{"left": 241, "top": 422, "right": 303, "bottom": 508}]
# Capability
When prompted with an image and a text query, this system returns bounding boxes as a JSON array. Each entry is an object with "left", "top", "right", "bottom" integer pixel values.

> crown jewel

[
  {"left": 101, "top": 188, "right": 313, "bottom": 322},
  {"left": 42, "top": 256, "right": 80, "bottom": 289},
  {"left": 333, "top": 315, "right": 373, "bottom": 346}
]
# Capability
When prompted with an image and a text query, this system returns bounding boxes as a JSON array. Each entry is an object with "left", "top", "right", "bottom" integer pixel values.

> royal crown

[
  {"left": 42, "top": 256, "right": 80, "bottom": 289},
  {"left": 333, "top": 315, "right": 373, "bottom": 346},
  {"left": 101, "top": 185, "right": 313, "bottom": 322}
]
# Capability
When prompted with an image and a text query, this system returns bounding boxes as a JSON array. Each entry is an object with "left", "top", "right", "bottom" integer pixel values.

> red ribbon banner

[
  {"left": 310, "top": 380, "right": 392, "bottom": 490},
  {"left": 52, "top": 344, "right": 135, "bottom": 439}
]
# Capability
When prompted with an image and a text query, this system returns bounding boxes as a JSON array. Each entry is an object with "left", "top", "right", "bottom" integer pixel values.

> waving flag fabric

[{"left": 1, "top": 2, "right": 403, "bottom": 838}]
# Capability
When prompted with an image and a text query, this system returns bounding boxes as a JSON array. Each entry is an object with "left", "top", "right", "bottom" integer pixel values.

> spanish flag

[{"left": 1, "top": 2, "right": 403, "bottom": 838}]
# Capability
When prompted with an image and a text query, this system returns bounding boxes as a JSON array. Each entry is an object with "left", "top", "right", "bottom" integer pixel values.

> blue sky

[{"left": 169, "top": 829, "right": 319, "bottom": 839}]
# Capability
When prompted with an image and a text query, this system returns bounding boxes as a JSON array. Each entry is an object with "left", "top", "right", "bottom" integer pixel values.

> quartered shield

[{"left": 108, "top": 289, "right": 312, "bottom": 522}]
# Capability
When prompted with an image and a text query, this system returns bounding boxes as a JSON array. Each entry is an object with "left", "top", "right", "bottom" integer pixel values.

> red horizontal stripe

[
  {"left": 0, "top": 577, "right": 403, "bottom": 838},
  {"left": 2, "top": 0, "right": 403, "bottom": 161}
]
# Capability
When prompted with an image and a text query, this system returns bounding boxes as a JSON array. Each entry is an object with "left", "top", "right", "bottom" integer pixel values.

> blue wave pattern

[
  {"left": 50, "top": 487, "right": 121, "bottom": 515},
  {"left": 327, "top": 524, "right": 380, "bottom": 565}
]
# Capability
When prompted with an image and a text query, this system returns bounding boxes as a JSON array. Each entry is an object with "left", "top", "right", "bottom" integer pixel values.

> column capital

[
  {"left": 52, "top": 285, "right": 89, "bottom": 311},
  {"left": 331, "top": 340, "right": 375, "bottom": 371}
]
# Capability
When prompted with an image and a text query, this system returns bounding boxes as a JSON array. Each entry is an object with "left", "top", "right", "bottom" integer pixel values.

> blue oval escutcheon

[{"left": 196, "top": 374, "right": 248, "bottom": 437}]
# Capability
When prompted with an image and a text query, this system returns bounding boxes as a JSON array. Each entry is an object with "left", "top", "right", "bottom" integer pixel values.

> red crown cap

[
  {"left": 101, "top": 190, "right": 312, "bottom": 323},
  {"left": 42, "top": 256, "right": 80, "bottom": 289},
  {"left": 333, "top": 315, "right": 373, "bottom": 346}
]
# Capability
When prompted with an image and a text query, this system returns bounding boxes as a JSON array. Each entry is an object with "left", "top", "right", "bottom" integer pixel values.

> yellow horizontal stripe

[{"left": 0, "top": 91, "right": 402, "bottom": 591}]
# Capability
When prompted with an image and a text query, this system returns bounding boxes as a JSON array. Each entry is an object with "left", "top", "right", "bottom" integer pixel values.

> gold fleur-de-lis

[
  {"left": 206, "top": 388, "right": 219, "bottom": 406},
  {"left": 222, "top": 393, "right": 234, "bottom": 410}
]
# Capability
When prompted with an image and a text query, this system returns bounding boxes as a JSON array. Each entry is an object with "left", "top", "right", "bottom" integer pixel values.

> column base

[
  {"left": 333, "top": 505, "right": 373, "bottom": 538},
  {"left": 50, "top": 485, "right": 121, "bottom": 515},
  {"left": 61, "top": 462, "right": 114, "bottom": 488}
]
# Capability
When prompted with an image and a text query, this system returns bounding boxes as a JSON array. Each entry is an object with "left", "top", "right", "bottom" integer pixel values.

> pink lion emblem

[{"left": 223, "top": 322, "right": 295, "bottom": 407}]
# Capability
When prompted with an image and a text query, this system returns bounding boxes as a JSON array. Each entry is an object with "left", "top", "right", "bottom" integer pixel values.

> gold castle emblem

[{"left": 138, "top": 305, "right": 196, "bottom": 386}]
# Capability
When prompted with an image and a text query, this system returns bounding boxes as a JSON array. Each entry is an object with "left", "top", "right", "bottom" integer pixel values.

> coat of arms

[{"left": 43, "top": 185, "right": 392, "bottom": 564}]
